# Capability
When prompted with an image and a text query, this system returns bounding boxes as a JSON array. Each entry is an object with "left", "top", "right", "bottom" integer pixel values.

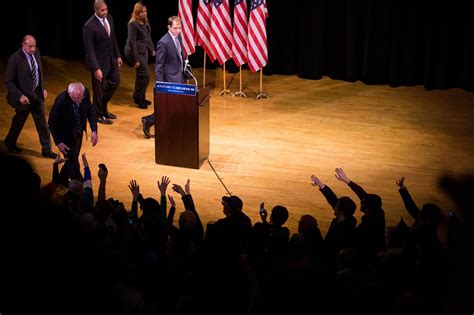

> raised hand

[
  {"left": 54, "top": 152, "right": 65, "bottom": 165},
  {"left": 335, "top": 168, "right": 350, "bottom": 184},
  {"left": 98, "top": 165, "right": 108, "bottom": 181},
  {"left": 184, "top": 179, "right": 191, "bottom": 195},
  {"left": 157, "top": 176, "right": 170, "bottom": 196},
  {"left": 129, "top": 179, "right": 140, "bottom": 201},
  {"left": 168, "top": 194, "right": 176, "bottom": 208},
  {"left": 81, "top": 153, "right": 89, "bottom": 168},
  {"left": 310, "top": 175, "right": 325, "bottom": 189},
  {"left": 396, "top": 176, "right": 405, "bottom": 189},
  {"left": 172, "top": 183, "right": 186, "bottom": 197}
]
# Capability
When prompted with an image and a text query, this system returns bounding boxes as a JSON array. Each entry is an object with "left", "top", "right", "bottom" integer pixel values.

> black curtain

[{"left": 1, "top": 0, "right": 472, "bottom": 91}]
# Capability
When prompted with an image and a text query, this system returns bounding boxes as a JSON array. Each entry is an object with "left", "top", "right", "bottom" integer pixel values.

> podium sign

[
  {"left": 155, "top": 81, "right": 197, "bottom": 96},
  {"left": 154, "top": 84, "right": 210, "bottom": 169}
]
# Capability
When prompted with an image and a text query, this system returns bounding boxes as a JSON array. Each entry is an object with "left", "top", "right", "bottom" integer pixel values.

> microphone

[{"left": 184, "top": 59, "right": 198, "bottom": 91}]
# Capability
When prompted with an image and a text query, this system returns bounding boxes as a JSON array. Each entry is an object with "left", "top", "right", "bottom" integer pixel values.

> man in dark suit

[
  {"left": 3, "top": 35, "right": 56, "bottom": 158},
  {"left": 141, "top": 15, "right": 187, "bottom": 138},
  {"left": 48, "top": 82, "right": 98, "bottom": 181},
  {"left": 83, "top": 0, "right": 122, "bottom": 125}
]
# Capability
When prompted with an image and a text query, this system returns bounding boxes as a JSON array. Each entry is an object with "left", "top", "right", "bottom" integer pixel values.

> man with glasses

[{"left": 48, "top": 82, "right": 98, "bottom": 181}]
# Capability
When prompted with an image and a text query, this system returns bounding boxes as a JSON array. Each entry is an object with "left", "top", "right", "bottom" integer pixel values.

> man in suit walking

[
  {"left": 141, "top": 15, "right": 187, "bottom": 138},
  {"left": 3, "top": 35, "right": 57, "bottom": 158},
  {"left": 48, "top": 82, "right": 98, "bottom": 181},
  {"left": 83, "top": 0, "right": 122, "bottom": 125}
]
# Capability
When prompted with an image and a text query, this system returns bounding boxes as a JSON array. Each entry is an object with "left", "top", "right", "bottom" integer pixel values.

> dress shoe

[
  {"left": 98, "top": 116, "right": 113, "bottom": 124},
  {"left": 104, "top": 112, "right": 117, "bottom": 119},
  {"left": 144, "top": 99, "right": 152, "bottom": 105},
  {"left": 141, "top": 117, "right": 151, "bottom": 139},
  {"left": 4, "top": 140, "right": 22, "bottom": 153},
  {"left": 134, "top": 99, "right": 149, "bottom": 109},
  {"left": 42, "top": 151, "right": 58, "bottom": 159}
]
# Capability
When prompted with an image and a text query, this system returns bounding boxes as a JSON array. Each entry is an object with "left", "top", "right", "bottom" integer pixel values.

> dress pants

[
  {"left": 133, "top": 54, "right": 150, "bottom": 103},
  {"left": 59, "top": 133, "right": 84, "bottom": 182},
  {"left": 91, "top": 60, "right": 120, "bottom": 117},
  {"left": 5, "top": 89, "right": 52, "bottom": 153}
]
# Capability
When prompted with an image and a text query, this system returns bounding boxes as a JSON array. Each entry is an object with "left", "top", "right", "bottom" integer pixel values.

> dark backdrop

[{"left": 1, "top": 0, "right": 472, "bottom": 91}]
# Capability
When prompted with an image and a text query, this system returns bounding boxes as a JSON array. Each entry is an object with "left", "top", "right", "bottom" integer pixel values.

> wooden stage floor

[{"left": 1, "top": 57, "right": 473, "bottom": 236}]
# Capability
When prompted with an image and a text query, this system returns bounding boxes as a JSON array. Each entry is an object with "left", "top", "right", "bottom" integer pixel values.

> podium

[{"left": 154, "top": 82, "right": 210, "bottom": 169}]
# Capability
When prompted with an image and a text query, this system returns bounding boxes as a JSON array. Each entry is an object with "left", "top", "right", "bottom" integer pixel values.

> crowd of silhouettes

[{"left": 0, "top": 151, "right": 472, "bottom": 315}]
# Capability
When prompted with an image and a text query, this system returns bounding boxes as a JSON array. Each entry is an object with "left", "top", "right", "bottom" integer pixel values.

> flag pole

[
  {"left": 232, "top": 66, "right": 247, "bottom": 98},
  {"left": 218, "top": 62, "right": 231, "bottom": 96},
  {"left": 256, "top": 68, "right": 269, "bottom": 100},
  {"left": 203, "top": 53, "right": 206, "bottom": 89}
]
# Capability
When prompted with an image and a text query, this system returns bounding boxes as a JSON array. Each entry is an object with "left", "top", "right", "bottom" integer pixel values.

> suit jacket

[
  {"left": 48, "top": 88, "right": 98, "bottom": 146},
  {"left": 124, "top": 21, "right": 154, "bottom": 65},
  {"left": 82, "top": 14, "right": 121, "bottom": 74},
  {"left": 4, "top": 48, "right": 45, "bottom": 107},
  {"left": 155, "top": 32, "right": 185, "bottom": 83}
]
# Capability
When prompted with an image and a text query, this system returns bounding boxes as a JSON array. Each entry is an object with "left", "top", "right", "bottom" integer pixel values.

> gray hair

[{"left": 67, "top": 82, "right": 85, "bottom": 95}]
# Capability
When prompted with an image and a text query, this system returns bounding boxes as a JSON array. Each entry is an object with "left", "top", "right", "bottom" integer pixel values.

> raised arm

[
  {"left": 335, "top": 167, "right": 368, "bottom": 201},
  {"left": 396, "top": 176, "right": 420, "bottom": 219},
  {"left": 311, "top": 174, "right": 339, "bottom": 209}
]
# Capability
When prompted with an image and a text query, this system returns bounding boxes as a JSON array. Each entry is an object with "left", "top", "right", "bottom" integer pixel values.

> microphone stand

[{"left": 185, "top": 66, "right": 199, "bottom": 92}]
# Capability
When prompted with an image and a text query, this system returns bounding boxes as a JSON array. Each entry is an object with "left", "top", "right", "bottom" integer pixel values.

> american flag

[
  {"left": 247, "top": 0, "right": 268, "bottom": 72},
  {"left": 178, "top": 0, "right": 195, "bottom": 56},
  {"left": 195, "top": 0, "right": 214, "bottom": 60},
  {"left": 231, "top": 0, "right": 248, "bottom": 66},
  {"left": 210, "top": 0, "right": 232, "bottom": 65}
]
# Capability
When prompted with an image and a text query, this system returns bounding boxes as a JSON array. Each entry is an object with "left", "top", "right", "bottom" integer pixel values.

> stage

[{"left": 1, "top": 57, "right": 473, "bottom": 235}]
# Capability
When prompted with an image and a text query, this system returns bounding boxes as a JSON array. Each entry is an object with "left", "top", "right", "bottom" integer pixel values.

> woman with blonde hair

[{"left": 124, "top": 2, "right": 155, "bottom": 108}]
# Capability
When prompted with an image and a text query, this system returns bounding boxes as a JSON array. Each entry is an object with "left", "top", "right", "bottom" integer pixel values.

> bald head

[
  {"left": 94, "top": 0, "right": 108, "bottom": 18},
  {"left": 22, "top": 35, "right": 37, "bottom": 55}
]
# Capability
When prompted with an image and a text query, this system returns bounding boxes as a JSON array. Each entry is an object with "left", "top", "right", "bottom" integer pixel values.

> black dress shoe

[
  {"left": 104, "top": 112, "right": 117, "bottom": 119},
  {"left": 137, "top": 103, "right": 148, "bottom": 109},
  {"left": 98, "top": 116, "right": 113, "bottom": 124},
  {"left": 141, "top": 117, "right": 151, "bottom": 139},
  {"left": 144, "top": 99, "right": 152, "bottom": 105},
  {"left": 42, "top": 151, "right": 58, "bottom": 159},
  {"left": 4, "top": 140, "right": 22, "bottom": 153}
]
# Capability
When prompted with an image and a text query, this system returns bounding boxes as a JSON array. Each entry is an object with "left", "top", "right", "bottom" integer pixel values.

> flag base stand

[
  {"left": 218, "top": 88, "right": 232, "bottom": 96},
  {"left": 256, "top": 92, "right": 269, "bottom": 100},
  {"left": 232, "top": 90, "right": 247, "bottom": 98}
]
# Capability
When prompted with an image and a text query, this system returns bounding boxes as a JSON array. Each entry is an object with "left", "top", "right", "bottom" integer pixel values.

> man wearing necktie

[
  {"left": 141, "top": 16, "right": 189, "bottom": 139},
  {"left": 49, "top": 83, "right": 98, "bottom": 181},
  {"left": 83, "top": 0, "right": 122, "bottom": 125},
  {"left": 3, "top": 35, "right": 57, "bottom": 159}
]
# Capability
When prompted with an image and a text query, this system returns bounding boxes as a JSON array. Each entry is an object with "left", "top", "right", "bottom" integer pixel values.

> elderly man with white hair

[{"left": 48, "top": 82, "right": 98, "bottom": 181}]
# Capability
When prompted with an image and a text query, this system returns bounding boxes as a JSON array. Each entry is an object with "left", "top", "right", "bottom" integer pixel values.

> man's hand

[
  {"left": 128, "top": 179, "right": 140, "bottom": 201},
  {"left": 95, "top": 69, "right": 103, "bottom": 81},
  {"left": 134, "top": 62, "right": 140, "bottom": 68},
  {"left": 157, "top": 176, "right": 170, "bottom": 196},
  {"left": 43, "top": 89, "right": 48, "bottom": 99},
  {"left": 117, "top": 57, "right": 123, "bottom": 67},
  {"left": 19, "top": 95, "right": 30, "bottom": 105},
  {"left": 396, "top": 176, "right": 405, "bottom": 189},
  {"left": 91, "top": 131, "right": 98, "bottom": 146},
  {"left": 151, "top": 50, "right": 156, "bottom": 57},
  {"left": 335, "top": 168, "right": 351, "bottom": 184},
  {"left": 58, "top": 143, "right": 70, "bottom": 155}
]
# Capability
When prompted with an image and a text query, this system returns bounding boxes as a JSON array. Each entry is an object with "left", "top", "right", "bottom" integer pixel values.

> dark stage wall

[{"left": 1, "top": 0, "right": 473, "bottom": 91}]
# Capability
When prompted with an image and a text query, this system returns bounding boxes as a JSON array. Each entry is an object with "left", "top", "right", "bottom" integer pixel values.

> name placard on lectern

[{"left": 155, "top": 81, "right": 197, "bottom": 96}]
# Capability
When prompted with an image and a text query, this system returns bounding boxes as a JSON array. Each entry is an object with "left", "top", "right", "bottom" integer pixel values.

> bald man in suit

[
  {"left": 4, "top": 35, "right": 56, "bottom": 158},
  {"left": 83, "top": 0, "right": 122, "bottom": 125}
]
